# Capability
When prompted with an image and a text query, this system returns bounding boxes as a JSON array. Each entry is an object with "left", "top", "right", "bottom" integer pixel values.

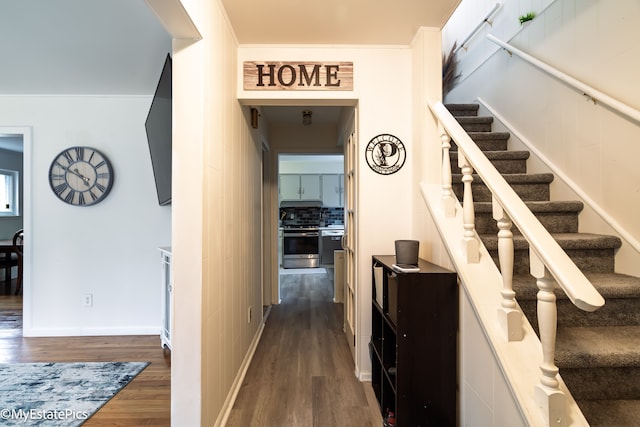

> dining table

[{"left": 0, "top": 239, "right": 16, "bottom": 287}]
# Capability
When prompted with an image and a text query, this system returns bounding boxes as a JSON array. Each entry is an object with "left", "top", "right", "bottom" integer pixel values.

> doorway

[
  {"left": 254, "top": 103, "right": 358, "bottom": 362},
  {"left": 0, "top": 126, "right": 31, "bottom": 335}
]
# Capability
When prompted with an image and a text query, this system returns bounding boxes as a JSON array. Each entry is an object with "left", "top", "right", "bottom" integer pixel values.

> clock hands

[
  {"left": 58, "top": 164, "right": 91, "bottom": 186},
  {"left": 73, "top": 168, "right": 91, "bottom": 187}
]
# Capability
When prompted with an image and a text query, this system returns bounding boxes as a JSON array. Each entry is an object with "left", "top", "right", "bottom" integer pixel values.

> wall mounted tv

[{"left": 145, "top": 53, "right": 172, "bottom": 206}]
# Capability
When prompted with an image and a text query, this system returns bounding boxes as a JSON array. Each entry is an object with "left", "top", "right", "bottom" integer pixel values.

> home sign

[{"left": 243, "top": 61, "right": 353, "bottom": 91}]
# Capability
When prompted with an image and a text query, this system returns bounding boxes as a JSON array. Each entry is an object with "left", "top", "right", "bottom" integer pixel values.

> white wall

[
  {"left": 0, "top": 95, "right": 171, "bottom": 335},
  {"left": 165, "top": 0, "right": 265, "bottom": 425},
  {"left": 444, "top": 0, "right": 640, "bottom": 275}
]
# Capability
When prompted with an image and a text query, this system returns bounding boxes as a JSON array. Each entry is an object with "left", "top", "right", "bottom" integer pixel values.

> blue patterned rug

[{"left": 0, "top": 361, "right": 149, "bottom": 426}]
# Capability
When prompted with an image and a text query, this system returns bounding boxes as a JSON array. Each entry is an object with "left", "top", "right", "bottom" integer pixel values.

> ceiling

[
  {"left": 0, "top": 0, "right": 460, "bottom": 151},
  {"left": 222, "top": 0, "right": 461, "bottom": 45}
]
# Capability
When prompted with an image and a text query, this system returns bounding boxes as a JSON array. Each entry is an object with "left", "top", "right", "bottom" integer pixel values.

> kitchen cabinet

[
  {"left": 321, "top": 174, "right": 344, "bottom": 207},
  {"left": 159, "top": 247, "right": 173, "bottom": 350},
  {"left": 279, "top": 174, "right": 321, "bottom": 201},
  {"left": 371, "top": 255, "right": 457, "bottom": 426}
]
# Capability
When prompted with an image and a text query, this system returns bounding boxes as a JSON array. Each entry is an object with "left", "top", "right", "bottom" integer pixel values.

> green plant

[
  {"left": 519, "top": 12, "right": 536, "bottom": 25},
  {"left": 442, "top": 41, "right": 461, "bottom": 96}
]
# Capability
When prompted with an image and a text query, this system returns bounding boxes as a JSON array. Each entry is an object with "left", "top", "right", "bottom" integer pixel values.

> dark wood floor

[
  {"left": 1, "top": 271, "right": 379, "bottom": 426},
  {"left": 0, "top": 278, "right": 171, "bottom": 426},
  {"left": 227, "top": 269, "right": 382, "bottom": 426}
]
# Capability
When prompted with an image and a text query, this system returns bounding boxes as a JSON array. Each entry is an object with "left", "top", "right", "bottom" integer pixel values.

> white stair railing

[{"left": 428, "top": 99, "right": 604, "bottom": 426}]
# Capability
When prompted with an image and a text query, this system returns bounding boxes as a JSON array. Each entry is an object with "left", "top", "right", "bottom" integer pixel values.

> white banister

[
  {"left": 487, "top": 34, "right": 640, "bottom": 125},
  {"left": 428, "top": 99, "right": 604, "bottom": 312},
  {"left": 429, "top": 98, "right": 604, "bottom": 426},
  {"left": 454, "top": 3, "right": 502, "bottom": 55}
]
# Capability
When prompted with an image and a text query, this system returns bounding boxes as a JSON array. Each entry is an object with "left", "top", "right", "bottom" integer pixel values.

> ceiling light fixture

[{"left": 302, "top": 110, "right": 312, "bottom": 126}]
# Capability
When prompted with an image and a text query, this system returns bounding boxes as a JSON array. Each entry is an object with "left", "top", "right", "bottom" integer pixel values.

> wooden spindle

[
  {"left": 531, "top": 250, "right": 566, "bottom": 426},
  {"left": 459, "top": 152, "right": 479, "bottom": 263},
  {"left": 441, "top": 133, "right": 455, "bottom": 217},
  {"left": 493, "top": 199, "right": 522, "bottom": 341}
]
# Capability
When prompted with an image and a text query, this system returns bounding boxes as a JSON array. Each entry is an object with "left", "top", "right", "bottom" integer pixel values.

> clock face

[
  {"left": 365, "top": 134, "right": 406, "bottom": 175},
  {"left": 49, "top": 146, "right": 114, "bottom": 206}
]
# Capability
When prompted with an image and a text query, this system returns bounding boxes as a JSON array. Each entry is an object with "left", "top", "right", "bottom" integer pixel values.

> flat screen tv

[{"left": 145, "top": 53, "right": 172, "bottom": 206}]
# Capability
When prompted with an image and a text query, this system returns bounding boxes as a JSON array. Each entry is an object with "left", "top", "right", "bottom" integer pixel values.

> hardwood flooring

[
  {"left": 226, "top": 269, "right": 382, "bottom": 427},
  {"left": 0, "top": 271, "right": 378, "bottom": 426},
  {"left": 0, "top": 293, "right": 171, "bottom": 426}
]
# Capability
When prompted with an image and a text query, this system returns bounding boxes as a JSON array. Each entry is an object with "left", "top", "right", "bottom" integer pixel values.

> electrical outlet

[
  {"left": 83, "top": 293, "right": 93, "bottom": 308},
  {"left": 248, "top": 306, "right": 252, "bottom": 323}
]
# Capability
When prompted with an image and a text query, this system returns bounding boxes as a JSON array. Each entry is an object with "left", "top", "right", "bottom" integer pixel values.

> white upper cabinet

[
  {"left": 300, "top": 174, "right": 321, "bottom": 200},
  {"left": 321, "top": 174, "right": 344, "bottom": 207},
  {"left": 279, "top": 174, "right": 321, "bottom": 201}
]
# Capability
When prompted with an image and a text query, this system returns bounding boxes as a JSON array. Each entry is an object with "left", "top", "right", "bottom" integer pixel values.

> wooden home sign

[{"left": 243, "top": 61, "right": 353, "bottom": 91}]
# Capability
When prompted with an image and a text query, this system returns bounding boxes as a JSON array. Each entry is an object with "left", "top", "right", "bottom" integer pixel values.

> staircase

[{"left": 446, "top": 103, "right": 640, "bottom": 426}]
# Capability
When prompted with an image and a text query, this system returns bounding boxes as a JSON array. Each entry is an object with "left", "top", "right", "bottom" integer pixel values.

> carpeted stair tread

[
  {"left": 460, "top": 131, "right": 511, "bottom": 141},
  {"left": 577, "top": 399, "right": 640, "bottom": 427},
  {"left": 474, "top": 200, "right": 582, "bottom": 234},
  {"left": 474, "top": 200, "right": 583, "bottom": 214},
  {"left": 455, "top": 116, "right": 493, "bottom": 124},
  {"left": 451, "top": 150, "right": 531, "bottom": 174},
  {"left": 451, "top": 150, "right": 530, "bottom": 161},
  {"left": 452, "top": 172, "right": 555, "bottom": 184},
  {"left": 481, "top": 232, "right": 622, "bottom": 251},
  {"left": 445, "top": 103, "right": 478, "bottom": 116},
  {"left": 455, "top": 116, "right": 493, "bottom": 132},
  {"left": 512, "top": 272, "right": 640, "bottom": 300},
  {"left": 554, "top": 325, "right": 640, "bottom": 368}
]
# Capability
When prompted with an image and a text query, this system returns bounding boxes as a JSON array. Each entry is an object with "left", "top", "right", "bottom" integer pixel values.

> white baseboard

[
  {"left": 22, "top": 326, "right": 161, "bottom": 337},
  {"left": 215, "top": 319, "right": 266, "bottom": 427}
]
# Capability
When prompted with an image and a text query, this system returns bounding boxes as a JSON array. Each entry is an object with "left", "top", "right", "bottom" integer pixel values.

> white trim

[
  {"left": 0, "top": 126, "right": 31, "bottom": 333},
  {"left": 23, "top": 327, "right": 161, "bottom": 337},
  {"left": 477, "top": 97, "right": 640, "bottom": 256}
]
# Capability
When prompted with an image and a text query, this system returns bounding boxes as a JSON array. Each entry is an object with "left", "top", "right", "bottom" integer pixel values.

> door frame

[{"left": 0, "top": 126, "right": 32, "bottom": 333}]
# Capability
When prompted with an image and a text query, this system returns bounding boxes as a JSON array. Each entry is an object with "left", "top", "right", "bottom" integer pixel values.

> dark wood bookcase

[{"left": 370, "top": 255, "right": 458, "bottom": 426}]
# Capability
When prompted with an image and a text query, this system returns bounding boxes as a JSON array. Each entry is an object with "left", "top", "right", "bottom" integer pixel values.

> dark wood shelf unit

[{"left": 370, "top": 255, "right": 458, "bottom": 426}]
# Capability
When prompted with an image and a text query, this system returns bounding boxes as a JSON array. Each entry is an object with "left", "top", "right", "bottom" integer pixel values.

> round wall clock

[
  {"left": 365, "top": 134, "right": 406, "bottom": 175},
  {"left": 48, "top": 146, "right": 114, "bottom": 206}
]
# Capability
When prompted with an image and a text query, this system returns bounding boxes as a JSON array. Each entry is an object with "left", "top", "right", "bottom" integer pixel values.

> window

[{"left": 0, "top": 169, "right": 19, "bottom": 217}]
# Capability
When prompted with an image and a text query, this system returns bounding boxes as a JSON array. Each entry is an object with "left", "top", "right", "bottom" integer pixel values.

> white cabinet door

[
  {"left": 279, "top": 175, "right": 301, "bottom": 201},
  {"left": 159, "top": 247, "right": 172, "bottom": 350},
  {"left": 322, "top": 174, "right": 341, "bottom": 207},
  {"left": 300, "top": 174, "right": 321, "bottom": 200}
]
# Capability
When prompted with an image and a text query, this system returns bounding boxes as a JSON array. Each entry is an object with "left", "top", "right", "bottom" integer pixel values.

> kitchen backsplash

[
  {"left": 321, "top": 207, "right": 344, "bottom": 226},
  {"left": 280, "top": 207, "right": 344, "bottom": 227}
]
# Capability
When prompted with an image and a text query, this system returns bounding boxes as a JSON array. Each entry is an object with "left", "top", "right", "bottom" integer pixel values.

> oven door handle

[{"left": 285, "top": 232, "right": 319, "bottom": 237}]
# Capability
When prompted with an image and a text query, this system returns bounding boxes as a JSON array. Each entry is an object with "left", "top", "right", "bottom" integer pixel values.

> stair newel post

[
  {"left": 493, "top": 198, "right": 523, "bottom": 341},
  {"left": 459, "top": 152, "right": 480, "bottom": 263},
  {"left": 440, "top": 132, "right": 456, "bottom": 217},
  {"left": 530, "top": 249, "right": 566, "bottom": 427}
]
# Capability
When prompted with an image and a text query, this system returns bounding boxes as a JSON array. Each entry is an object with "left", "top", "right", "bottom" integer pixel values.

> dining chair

[
  {"left": 12, "top": 229, "right": 23, "bottom": 295},
  {"left": 0, "top": 236, "right": 19, "bottom": 293}
]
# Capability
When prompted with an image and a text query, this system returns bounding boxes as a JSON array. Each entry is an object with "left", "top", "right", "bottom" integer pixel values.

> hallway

[{"left": 226, "top": 269, "right": 382, "bottom": 426}]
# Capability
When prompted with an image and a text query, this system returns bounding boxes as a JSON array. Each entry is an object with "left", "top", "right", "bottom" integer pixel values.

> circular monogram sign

[{"left": 365, "top": 134, "right": 406, "bottom": 175}]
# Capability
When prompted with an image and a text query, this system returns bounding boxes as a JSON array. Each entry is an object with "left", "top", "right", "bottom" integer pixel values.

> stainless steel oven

[{"left": 282, "top": 227, "right": 319, "bottom": 268}]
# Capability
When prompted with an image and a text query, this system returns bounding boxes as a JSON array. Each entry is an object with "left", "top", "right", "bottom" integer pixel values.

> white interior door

[{"left": 343, "top": 129, "right": 357, "bottom": 360}]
